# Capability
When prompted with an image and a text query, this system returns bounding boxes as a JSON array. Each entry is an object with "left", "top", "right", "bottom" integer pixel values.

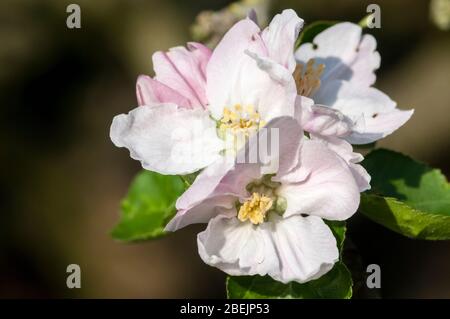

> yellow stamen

[
  {"left": 238, "top": 192, "right": 273, "bottom": 225},
  {"left": 294, "top": 58, "right": 325, "bottom": 97},
  {"left": 219, "top": 104, "right": 265, "bottom": 137}
]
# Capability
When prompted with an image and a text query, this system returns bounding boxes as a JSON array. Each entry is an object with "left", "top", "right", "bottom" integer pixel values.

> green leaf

[
  {"left": 111, "top": 170, "right": 186, "bottom": 242},
  {"left": 360, "top": 194, "right": 450, "bottom": 240},
  {"left": 296, "top": 21, "right": 337, "bottom": 47},
  {"left": 226, "top": 221, "right": 352, "bottom": 299},
  {"left": 326, "top": 220, "right": 346, "bottom": 253},
  {"left": 361, "top": 149, "right": 450, "bottom": 239},
  {"left": 227, "top": 262, "right": 352, "bottom": 299}
]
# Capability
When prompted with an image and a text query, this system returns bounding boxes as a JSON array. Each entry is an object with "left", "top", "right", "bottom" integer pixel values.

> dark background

[{"left": 0, "top": 0, "right": 449, "bottom": 298}]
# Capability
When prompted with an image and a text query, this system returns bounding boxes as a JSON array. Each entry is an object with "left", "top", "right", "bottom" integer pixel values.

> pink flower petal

[
  {"left": 136, "top": 75, "right": 192, "bottom": 108},
  {"left": 152, "top": 42, "right": 211, "bottom": 108}
]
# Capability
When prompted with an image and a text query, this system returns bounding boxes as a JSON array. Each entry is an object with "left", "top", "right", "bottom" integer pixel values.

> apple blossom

[
  {"left": 105, "top": 5, "right": 449, "bottom": 299},
  {"left": 165, "top": 117, "right": 362, "bottom": 284},
  {"left": 110, "top": 10, "right": 303, "bottom": 175},
  {"left": 295, "top": 22, "right": 414, "bottom": 144}
]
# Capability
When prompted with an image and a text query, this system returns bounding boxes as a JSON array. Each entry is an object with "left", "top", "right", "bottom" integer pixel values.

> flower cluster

[{"left": 110, "top": 9, "right": 412, "bottom": 284}]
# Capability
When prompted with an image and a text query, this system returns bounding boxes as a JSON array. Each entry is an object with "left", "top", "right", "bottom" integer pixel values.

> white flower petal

[
  {"left": 266, "top": 214, "right": 338, "bottom": 283},
  {"left": 169, "top": 116, "right": 304, "bottom": 231},
  {"left": 197, "top": 214, "right": 338, "bottom": 284},
  {"left": 278, "top": 139, "right": 360, "bottom": 220},
  {"left": 244, "top": 51, "right": 297, "bottom": 121},
  {"left": 349, "top": 33, "right": 380, "bottom": 87},
  {"left": 301, "top": 103, "right": 353, "bottom": 137},
  {"left": 295, "top": 22, "right": 380, "bottom": 87},
  {"left": 197, "top": 215, "right": 276, "bottom": 276},
  {"left": 245, "top": 116, "right": 303, "bottom": 176},
  {"left": 176, "top": 158, "right": 235, "bottom": 211},
  {"left": 261, "top": 9, "right": 304, "bottom": 72},
  {"left": 311, "top": 135, "right": 371, "bottom": 192},
  {"left": 110, "top": 104, "right": 223, "bottom": 175},
  {"left": 206, "top": 19, "right": 296, "bottom": 121},
  {"left": 165, "top": 196, "right": 236, "bottom": 232},
  {"left": 206, "top": 18, "right": 266, "bottom": 119},
  {"left": 315, "top": 80, "right": 414, "bottom": 144}
]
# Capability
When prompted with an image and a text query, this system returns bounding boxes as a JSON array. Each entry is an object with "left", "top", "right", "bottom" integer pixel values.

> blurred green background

[{"left": 0, "top": 0, "right": 449, "bottom": 298}]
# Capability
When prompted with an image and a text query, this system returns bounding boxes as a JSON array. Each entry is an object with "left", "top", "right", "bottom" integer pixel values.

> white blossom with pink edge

[
  {"left": 165, "top": 117, "right": 361, "bottom": 284},
  {"left": 110, "top": 10, "right": 303, "bottom": 175},
  {"left": 295, "top": 22, "right": 414, "bottom": 145}
]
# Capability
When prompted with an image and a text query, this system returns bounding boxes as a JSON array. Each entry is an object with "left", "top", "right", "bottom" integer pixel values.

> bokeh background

[{"left": 0, "top": 0, "right": 449, "bottom": 298}]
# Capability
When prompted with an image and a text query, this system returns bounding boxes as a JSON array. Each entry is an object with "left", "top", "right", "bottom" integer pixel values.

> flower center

[
  {"left": 237, "top": 175, "right": 286, "bottom": 225},
  {"left": 294, "top": 59, "right": 325, "bottom": 97},
  {"left": 218, "top": 104, "right": 265, "bottom": 138},
  {"left": 238, "top": 192, "right": 273, "bottom": 225}
]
